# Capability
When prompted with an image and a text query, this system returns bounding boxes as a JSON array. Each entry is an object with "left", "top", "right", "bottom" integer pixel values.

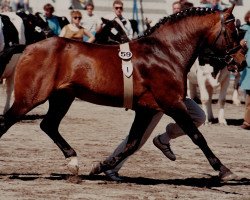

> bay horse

[{"left": 0, "top": 6, "right": 247, "bottom": 182}]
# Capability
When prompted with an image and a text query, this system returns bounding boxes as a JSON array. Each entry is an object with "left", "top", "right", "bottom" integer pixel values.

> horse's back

[{"left": 16, "top": 37, "right": 124, "bottom": 95}]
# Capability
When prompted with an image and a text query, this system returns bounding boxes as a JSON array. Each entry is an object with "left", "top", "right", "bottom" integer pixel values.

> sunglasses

[
  {"left": 115, "top": 6, "right": 123, "bottom": 10},
  {"left": 73, "top": 16, "right": 82, "bottom": 20}
]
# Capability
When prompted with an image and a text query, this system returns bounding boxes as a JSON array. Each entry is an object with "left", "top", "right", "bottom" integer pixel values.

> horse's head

[
  {"left": 95, "top": 17, "right": 130, "bottom": 45},
  {"left": 16, "top": 11, "right": 53, "bottom": 44},
  {"left": 205, "top": 5, "right": 247, "bottom": 72}
]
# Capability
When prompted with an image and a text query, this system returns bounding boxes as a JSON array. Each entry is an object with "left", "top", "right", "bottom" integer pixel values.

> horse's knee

[
  {"left": 40, "top": 118, "right": 48, "bottom": 133},
  {"left": 40, "top": 117, "right": 56, "bottom": 134}
]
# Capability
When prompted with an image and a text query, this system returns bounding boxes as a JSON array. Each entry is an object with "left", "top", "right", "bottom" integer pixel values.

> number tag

[{"left": 119, "top": 51, "right": 133, "bottom": 60}]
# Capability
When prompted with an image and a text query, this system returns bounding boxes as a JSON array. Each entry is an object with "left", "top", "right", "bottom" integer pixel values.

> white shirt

[{"left": 81, "top": 13, "right": 102, "bottom": 33}]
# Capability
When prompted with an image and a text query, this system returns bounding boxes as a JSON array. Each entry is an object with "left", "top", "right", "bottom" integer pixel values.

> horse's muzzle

[{"left": 226, "top": 55, "right": 247, "bottom": 72}]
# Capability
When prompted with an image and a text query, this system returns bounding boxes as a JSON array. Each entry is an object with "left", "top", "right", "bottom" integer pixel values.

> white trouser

[{"left": 105, "top": 98, "right": 205, "bottom": 173}]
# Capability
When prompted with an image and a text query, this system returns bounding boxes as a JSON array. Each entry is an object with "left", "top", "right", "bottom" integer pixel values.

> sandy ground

[{"left": 0, "top": 82, "right": 250, "bottom": 200}]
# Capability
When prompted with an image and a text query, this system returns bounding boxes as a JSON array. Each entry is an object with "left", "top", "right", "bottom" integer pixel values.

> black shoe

[{"left": 153, "top": 135, "right": 176, "bottom": 161}]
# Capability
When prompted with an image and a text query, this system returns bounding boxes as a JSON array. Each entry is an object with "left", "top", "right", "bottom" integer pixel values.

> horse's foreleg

[
  {"left": 93, "top": 107, "right": 161, "bottom": 174},
  {"left": 170, "top": 105, "right": 236, "bottom": 181},
  {"left": 40, "top": 89, "right": 78, "bottom": 175}
]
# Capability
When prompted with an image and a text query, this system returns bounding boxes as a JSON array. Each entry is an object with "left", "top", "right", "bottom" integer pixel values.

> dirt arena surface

[{"left": 0, "top": 83, "right": 250, "bottom": 200}]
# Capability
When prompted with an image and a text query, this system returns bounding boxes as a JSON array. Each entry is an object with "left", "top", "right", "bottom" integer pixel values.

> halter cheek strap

[{"left": 119, "top": 43, "right": 133, "bottom": 110}]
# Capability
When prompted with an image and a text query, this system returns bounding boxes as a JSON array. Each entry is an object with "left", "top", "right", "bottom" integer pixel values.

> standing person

[
  {"left": 239, "top": 11, "right": 250, "bottom": 130},
  {"left": 82, "top": 2, "right": 102, "bottom": 42},
  {"left": 172, "top": 1, "right": 182, "bottom": 14},
  {"left": 89, "top": 2, "right": 206, "bottom": 181},
  {"left": 0, "top": 0, "right": 11, "bottom": 12},
  {"left": 43, "top": 3, "right": 62, "bottom": 36},
  {"left": 59, "top": 10, "right": 95, "bottom": 43},
  {"left": 103, "top": 0, "right": 133, "bottom": 40}
]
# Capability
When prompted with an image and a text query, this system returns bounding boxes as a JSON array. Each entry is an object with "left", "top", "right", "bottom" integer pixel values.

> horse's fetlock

[{"left": 64, "top": 148, "right": 77, "bottom": 158}]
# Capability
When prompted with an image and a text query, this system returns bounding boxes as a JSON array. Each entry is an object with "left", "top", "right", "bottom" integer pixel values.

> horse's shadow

[
  {"left": 209, "top": 118, "right": 244, "bottom": 126},
  {"left": 1, "top": 172, "right": 250, "bottom": 188},
  {"left": 0, "top": 114, "right": 45, "bottom": 121}
]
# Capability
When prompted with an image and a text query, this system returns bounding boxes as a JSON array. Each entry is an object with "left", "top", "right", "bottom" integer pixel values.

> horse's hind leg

[
  {"left": 169, "top": 103, "right": 236, "bottom": 181},
  {"left": 0, "top": 95, "right": 36, "bottom": 137},
  {"left": 40, "top": 89, "right": 79, "bottom": 175},
  {"left": 92, "top": 107, "right": 161, "bottom": 174}
]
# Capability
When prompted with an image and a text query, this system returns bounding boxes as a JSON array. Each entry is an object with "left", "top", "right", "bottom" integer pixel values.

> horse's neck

[{"left": 149, "top": 15, "right": 217, "bottom": 70}]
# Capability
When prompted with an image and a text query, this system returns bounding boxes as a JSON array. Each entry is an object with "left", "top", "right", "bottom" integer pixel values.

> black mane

[{"left": 138, "top": 7, "right": 217, "bottom": 39}]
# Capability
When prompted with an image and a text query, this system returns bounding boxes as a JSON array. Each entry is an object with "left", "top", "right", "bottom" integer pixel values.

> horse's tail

[{"left": 0, "top": 44, "right": 26, "bottom": 77}]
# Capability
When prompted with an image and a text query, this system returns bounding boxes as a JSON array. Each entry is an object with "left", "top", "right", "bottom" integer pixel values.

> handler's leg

[
  {"left": 153, "top": 97, "right": 206, "bottom": 160},
  {"left": 90, "top": 111, "right": 163, "bottom": 181},
  {"left": 241, "top": 90, "right": 250, "bottom": 129}
]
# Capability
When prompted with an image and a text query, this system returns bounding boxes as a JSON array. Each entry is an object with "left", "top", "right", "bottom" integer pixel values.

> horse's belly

[{"left": 76, "top": 92, "right": 123, "bottom": 108}]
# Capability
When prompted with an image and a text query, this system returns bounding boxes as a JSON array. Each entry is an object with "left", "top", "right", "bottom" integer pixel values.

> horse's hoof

[
  {"left": 219, "top": 121, "right": 228, "bottom": 126},
  {"left": 89, "top": 162, "right": 102, "bottom": 175},
  {"left": 219, "top": 167, "right": 237, "bottom": 182},
  {"left": 66, "top": 156, "right": 79, "bottom": 175}
]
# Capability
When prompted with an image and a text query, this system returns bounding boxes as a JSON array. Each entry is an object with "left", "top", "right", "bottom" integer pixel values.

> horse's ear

[
  {"left": 101, "top": 17, "right": 110, "bottom": 25},
  {"left": 224, "top": 3, "right": 235, "bottom": 16}
]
